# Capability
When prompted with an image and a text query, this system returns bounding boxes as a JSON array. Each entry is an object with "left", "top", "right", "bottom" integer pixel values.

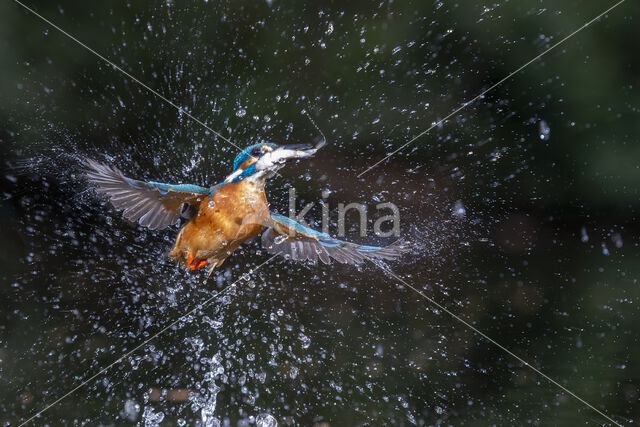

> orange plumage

[{"left": 170, "top": 179, "right": 269, "bottom": 271}]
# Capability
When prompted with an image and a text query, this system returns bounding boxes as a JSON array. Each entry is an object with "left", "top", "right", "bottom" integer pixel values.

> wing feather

[
  {"left": 85, "top": 159, "right": 212, "bottom": 230},
  {"left": 316, "top": 246, "right": 331, "bottom": 264},
  {"left": 261, "top": 213, "right": 407, "bottom": 265}
]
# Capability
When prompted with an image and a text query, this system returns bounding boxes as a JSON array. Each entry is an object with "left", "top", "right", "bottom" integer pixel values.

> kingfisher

[{"left": 85, "top": 140, "right": 405, "bottom": 274}]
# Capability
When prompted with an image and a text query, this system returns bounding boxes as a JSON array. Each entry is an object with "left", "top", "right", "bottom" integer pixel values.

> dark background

[{"left": 1, "top": 0, "right": 639, "bottom": 425}]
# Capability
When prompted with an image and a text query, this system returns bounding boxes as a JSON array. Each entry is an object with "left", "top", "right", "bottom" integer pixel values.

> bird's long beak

[
  {"left": 252, "top": 139, "right": 327, "bottom": 176},
  {"left": 269, "top": 141, "right": 323, "bottom": 162}
]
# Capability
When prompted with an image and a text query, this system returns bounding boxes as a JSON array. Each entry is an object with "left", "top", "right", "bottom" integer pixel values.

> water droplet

[
  {"left": 452, "top": 200, "right": 466, "bottom": 219},
  {"left": 142, "top": 407, "right": 164, "bottom": 427},
  {"left": 375, "top": 344, "right": 384, "bottom": 358},
  {"left": 538, "top": 120, "right": 551, "bottom": 141},
  {"left": 298, "top": 333, "right": 311, "bottom": 349},
  {"left": 325, "top": 22, "right": 334, "bottom": 36},
  {"left": 256, "top": 413, "right": 278, "bottom": 427},
  {"left": 123, "top": 399, "right": 140, "bottom": 421},
  {"left": 611, "top": 233, "right": 623, "bottom": 248},
  {"left": 289, "top": 366, "right": 299, "bottom": 379},
  {"left": 274, "top": 235, "right": 288, "bottom": 244},
  {"left": 580, "top": 226, "right": 589, "bottom": 243}
]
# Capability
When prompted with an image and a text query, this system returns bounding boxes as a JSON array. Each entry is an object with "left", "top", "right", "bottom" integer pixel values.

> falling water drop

[
  {"left": 298, "top": 332, "right": 311, "bottom": 349},
  {"left": 452, "top": 200, "right": 466, "bottom": 219},
  {"left": 580, "top": 226, "right": 589, "bottom": 243},
  {"left": 123, "top": 399, "right": 140, "bottom": 421},
  {"left": 326, "top": 22, "right": 334, "bottom": 35},
  {"left": 538, "top": 120, "right": 551, "bottom": 141},
  {"left": 256, "top": 413, "right": 278, "bottom": 427}
]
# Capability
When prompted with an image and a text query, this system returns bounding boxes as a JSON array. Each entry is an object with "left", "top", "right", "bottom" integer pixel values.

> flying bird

[{"left": 85, "top": 140, "right": 405, "bottom": 274}]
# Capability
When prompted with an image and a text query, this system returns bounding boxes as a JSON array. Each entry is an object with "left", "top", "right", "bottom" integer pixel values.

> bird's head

[{"left": 225, "top": 140, "right": 325, "bottom": 183}]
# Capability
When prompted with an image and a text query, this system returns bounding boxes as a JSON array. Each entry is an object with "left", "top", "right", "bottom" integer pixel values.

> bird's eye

[{"left": 250, "top": 147, "right": 262, "bottom": 157}]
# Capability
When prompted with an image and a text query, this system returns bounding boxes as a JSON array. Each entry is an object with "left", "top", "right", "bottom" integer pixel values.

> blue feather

[
  {"left": 146, "top": 181, "right": 211, "bottom": 195},
  {"left": 271, "top": 213, "right": 328, "bottom": 238},
  {"left": 271, "top": 213, "right": 384, "bottom": 251}
]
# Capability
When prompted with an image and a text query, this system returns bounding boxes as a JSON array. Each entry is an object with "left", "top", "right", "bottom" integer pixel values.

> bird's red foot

[{"left": 186, "top": 253, "right": 208, "bottom": 271}]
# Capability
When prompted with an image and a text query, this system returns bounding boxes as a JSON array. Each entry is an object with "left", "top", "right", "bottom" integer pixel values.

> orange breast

[{"left": 170, "top": 180, "right": 269, "bottom": 266}]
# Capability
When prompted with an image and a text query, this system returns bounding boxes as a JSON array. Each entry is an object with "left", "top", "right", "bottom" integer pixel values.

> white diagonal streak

[
  {"left": 17, "top": 255, "right": 278, "bottom": 426},
  {"left": 358, "top": 0, "right": 626, "bottom": 177},
  {"left": 13, "top": 0, "right": 243, "bottom": 153},
  {"left": 386, "top": 269, "right": 622, "bottom": 426}
]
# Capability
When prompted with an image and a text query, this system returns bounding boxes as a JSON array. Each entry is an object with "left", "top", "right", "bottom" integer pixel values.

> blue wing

[
  {"left": 85, "top": 159, "right": 212, "bottom": 230},
  {"left": 262, "top": 213, "right": 406, "bottom": 265}
]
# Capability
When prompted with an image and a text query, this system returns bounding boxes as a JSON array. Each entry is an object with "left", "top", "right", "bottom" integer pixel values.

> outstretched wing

[
  {"left": 261, "top": 213, "right": 406, "bottom": 265},
  {"left": 85, "top": 159, "right": 212, "bottom": 230}
]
